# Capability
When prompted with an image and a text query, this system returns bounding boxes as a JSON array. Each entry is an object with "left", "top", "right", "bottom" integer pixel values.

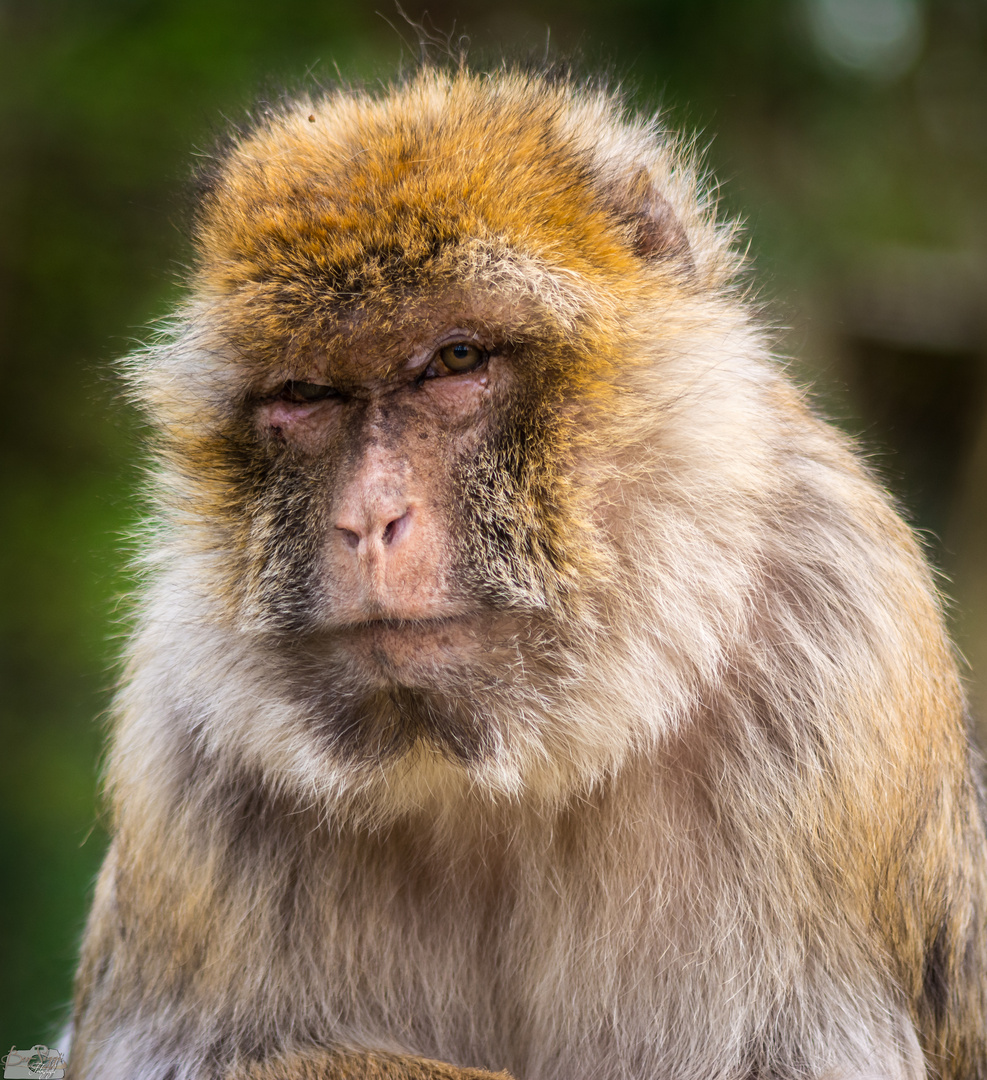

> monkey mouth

[
  {"left": 338, "top": 614, "right": 480, "bottom": 670},
  {"left": 347, "top": 615, "right": 461, "bottom": 627},
  {"left": 347, "top": 613, "right": 479, "bottom": 652},
  {"left": 296, "top": 606, "right": 535, "bottom": 694},
  {"left": 342, "top": 614, "right": 471, "bottom": 634}
]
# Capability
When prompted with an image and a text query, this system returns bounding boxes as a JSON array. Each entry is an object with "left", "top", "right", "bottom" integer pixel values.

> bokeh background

[{"left": 2, "top": 0, "right": 985, "bottom": 1048}]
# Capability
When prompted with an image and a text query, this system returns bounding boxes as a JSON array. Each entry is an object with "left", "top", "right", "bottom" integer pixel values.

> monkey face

[{"left": 217, "top": 293, "right": 603, "bottom": 772}]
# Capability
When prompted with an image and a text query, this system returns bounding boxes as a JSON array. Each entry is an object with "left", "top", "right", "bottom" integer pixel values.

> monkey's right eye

[
  {"left": 279, "top": 380, "right": 339, "bottom": 404},
  {"left": 436, "top": 342, "right": 487, "bottom": 374}
]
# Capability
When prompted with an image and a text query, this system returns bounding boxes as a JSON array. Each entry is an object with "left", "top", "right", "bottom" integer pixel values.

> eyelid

[{"left": 280, "top": 379, "right": 339, "bottom": 403}]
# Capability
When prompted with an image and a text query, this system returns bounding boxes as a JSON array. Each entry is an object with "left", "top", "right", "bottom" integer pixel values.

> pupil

[{"left": 454, "top": 345, "right": 469, "bottom": 357}]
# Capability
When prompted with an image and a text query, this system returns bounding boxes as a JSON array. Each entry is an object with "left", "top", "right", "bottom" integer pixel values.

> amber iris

[{"left": 438, "top": 343, "right": 485, "bottom": 373}]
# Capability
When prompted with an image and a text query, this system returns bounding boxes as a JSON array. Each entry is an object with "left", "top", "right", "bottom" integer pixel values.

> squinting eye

[
  {"left": 437, "top": 343, "right": 486, "bottom": 373},
  {"left": 280, "top": 380, "right": 338, "bottom": 403}
]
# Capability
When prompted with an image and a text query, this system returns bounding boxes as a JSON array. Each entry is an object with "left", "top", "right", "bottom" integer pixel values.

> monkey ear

[
  {"left": 612, "top": 169, "right": 692, "bottom": 267},
  {"left": 633, "top": 191, "right": 691, "bottom": 263}
]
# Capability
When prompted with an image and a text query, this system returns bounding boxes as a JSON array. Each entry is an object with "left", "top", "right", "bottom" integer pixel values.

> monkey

[{"left": 67, "top": 65, "right": 987, "bottom": 1080}]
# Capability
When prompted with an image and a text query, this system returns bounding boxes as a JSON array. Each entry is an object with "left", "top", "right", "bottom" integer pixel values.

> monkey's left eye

[
  {"left": 280, "top": 380, "right": 339, "bottom": 403},
  {"left": 436, "top": 343, "right": 487, "bottom": 374}
]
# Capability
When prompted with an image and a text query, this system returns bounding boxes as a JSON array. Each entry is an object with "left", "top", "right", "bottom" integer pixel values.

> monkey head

[{"left": 128, "top": 69, "right": 751, "bottom": 818}]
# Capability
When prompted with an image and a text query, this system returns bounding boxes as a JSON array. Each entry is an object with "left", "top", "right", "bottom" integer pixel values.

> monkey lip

[
  {"left": 335, "top": 613, "right": 479, "bottom": 651},
  {"left": 329, "top": 614, "right": 482, "bottom": 680},
  {"left": 340, "top": 614, "right": 473, "bottom": 633}
]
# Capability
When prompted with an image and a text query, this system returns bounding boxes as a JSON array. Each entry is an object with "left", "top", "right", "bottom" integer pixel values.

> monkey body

[{"left": 70, "top": 69, "right": 987, "bottom": 1079}]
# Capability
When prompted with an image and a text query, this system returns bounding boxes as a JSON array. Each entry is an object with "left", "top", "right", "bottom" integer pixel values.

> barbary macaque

[{"left": 69, "top": 66, "right": 987, "bottom": 1080}]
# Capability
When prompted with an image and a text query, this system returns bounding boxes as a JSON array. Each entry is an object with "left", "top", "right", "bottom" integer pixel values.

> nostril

[
  {"left": 337, "top": 526, "right": 360, "bottom": 550},
  {"left": 382, "top": 509, "right": 411, "bottom": 546}
]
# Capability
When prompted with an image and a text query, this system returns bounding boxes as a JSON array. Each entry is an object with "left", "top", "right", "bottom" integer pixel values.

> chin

[
  {"left": 266, "top": 603, "right": 578, "bottom": 796},
  {"left": 270, "top": 616, "right": 485, "bottom": 768}
]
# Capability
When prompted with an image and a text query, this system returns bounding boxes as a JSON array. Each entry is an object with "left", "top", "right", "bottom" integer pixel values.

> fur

[{"left": 69, "top": 67, "right": 987, "bottom": 1080}]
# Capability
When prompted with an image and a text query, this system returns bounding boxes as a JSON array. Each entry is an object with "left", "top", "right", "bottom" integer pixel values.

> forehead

[{"left": 193, "top": 75, "right": 641, "bottom": 313}]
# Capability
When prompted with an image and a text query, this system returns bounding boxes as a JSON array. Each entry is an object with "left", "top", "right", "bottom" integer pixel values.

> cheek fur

[
  {"left": 233, "top": 450, "right": 334, "bottom": 631},
  {"left": 455, "top": 406, "right": 574, "bottom": 612}
]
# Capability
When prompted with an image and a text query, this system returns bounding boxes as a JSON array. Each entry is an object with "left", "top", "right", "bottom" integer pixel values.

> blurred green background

[{"left": 1, "top": 0, "right": 985, "bottom": 1049}]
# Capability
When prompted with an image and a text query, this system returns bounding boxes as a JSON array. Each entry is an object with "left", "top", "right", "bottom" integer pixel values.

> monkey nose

[{"left": 335, "top": 506, "right": 413, "bottom": 552}]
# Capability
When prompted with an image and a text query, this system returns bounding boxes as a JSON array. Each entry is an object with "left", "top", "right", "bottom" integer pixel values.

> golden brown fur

[{"left": 69, "top": 67, "right": 987, "bottom": 1080}]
